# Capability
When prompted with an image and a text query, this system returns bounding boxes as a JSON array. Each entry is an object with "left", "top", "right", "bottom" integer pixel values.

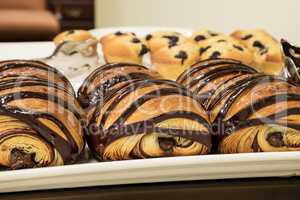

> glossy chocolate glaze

[
  {"left": 187, "top": 65, "right": 257, "bottom": 88},
  {"left": 0, "top": 60, "right": 73, "bottom": 90},
  {"left": 0, "top": 60, "right": 75, "bottom": 96},
  {"left": 78, "top": 63, "right": 156, "bottom": 108},
  {"left": 98, "top": 79, "right": 194, "bottom": 126},
  {"left": 0, "top": 75, "right": 73, "bottom": 96},
  {"left": 93, "top": 110, "right": 211, "bottom": 150},
  {"left": 0, "top": 60, "right": 84, "bottom": 167},
  {"left": 214, "top": 76, "right": 276, "bottom": 123},
  {"left": 0, "top": 106, "right": 75, "bottom": 163},
  {"left": 176, "top": 58, "right": 247, "bottom": 83},
  {"left": 207, "top": 74, "right": 265, "bottom": 111},
  {"left": 85, "top": 79, "right": 211, "bottom": 159},
  {"left": 179, "top": 58, "right": 300, "bottom": 144}
]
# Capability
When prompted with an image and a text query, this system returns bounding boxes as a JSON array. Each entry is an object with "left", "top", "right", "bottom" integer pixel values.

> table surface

[{"left": 1, "top": 177, "right": 300, "bottom": 200}]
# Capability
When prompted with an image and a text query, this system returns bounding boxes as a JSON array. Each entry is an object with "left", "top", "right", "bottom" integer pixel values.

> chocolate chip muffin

[
  {"left": 231, "top": 29, "right": 284, "bottom": 75},
  {"left": 151, "top": 42, "right": 200, "bottom": 80},
  {"left": 100, "top": 31, "right": 149, "bottom": 64},
  {"left": 145, "top": 31, "right": 189, "bottom": 52},
  {"left": 53, "top": 29, "right": 96, "bottom": 46},
  {"left": 198, "top": 36, "right": 254, "bottom": 65},
  {"left": 190, "top": 29, "right": 222, "bottom": 44}
]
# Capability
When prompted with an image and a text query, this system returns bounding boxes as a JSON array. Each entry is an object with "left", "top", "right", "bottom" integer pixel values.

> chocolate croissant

[
  {"left": 78, "top": 63, "right": 161, "bottom": 109},
  {"left": 177, "top": 58, "right": 258, "bottom": 108},
  {"left": 80, "top": 66, "right": 211, "bottom": 160},
  {"left": 178, "top": 58, "right": 300, "bottom": 153},
  {"left": 0, "top": 60, "right": 85, "bottom": 169}
]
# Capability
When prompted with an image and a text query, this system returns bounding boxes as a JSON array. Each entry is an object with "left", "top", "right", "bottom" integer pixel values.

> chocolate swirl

[
  {"left": 78, "top": 63, "right": 161, "bottom": 109},
  {"left": 80, "top": 64, "right": 211, "bottom": 160},
  {"left": 0, "top": 60, "right": 85, "bottom": 170},
  {"left": 178, "top": 58, "right": 300, "bottom": 153}
]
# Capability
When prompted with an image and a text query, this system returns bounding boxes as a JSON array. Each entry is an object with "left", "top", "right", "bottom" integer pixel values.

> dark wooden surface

[
  {"left": 1, "top": 177, "right": 300, "bottom": 200},
  {"left": 48, "top": 0, "right": 94, "bottom": 31}
]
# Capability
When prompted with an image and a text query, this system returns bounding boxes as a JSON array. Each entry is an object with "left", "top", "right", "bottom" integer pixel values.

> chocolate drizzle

[
  {"left": 176, "top": 58, "right": 246, "bottom": 83},
  {"left": 0, "top": 60, "right": 84, "bottom": 168},
  {"left": 78, "top": 63, "right": 158, "bottom": 109},
  {"left": 0, "top": 106, "right": 75, "bottom": 162},
  {"left": 0, "top": 60, "right": 74, "bottom": 94},
  {"left": 84, "top": 77, "right": 211, "bottom": 159}
]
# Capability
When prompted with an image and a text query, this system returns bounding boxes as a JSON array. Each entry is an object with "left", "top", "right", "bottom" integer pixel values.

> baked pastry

[
  {"left": 53, "top": 29, "right": 96, "bottom": 46},
  {"left": 177, "top": 58, "right": 257, "bottom": 107},
  {"left": 100, "top": 31, "right": 149, "bottom": 64},
  {"left": 198, "top": 36, "right": 254, "bottom": 65},
  {"left": 145, "top": 31, "right": 189, "bottom": 52},
  {"left": 178, "top": 58, "right": 300, "bottom": 153},
  {"left": 190, "top": 29, "right": 222, "bottom": 43},
  {"left": 0, "top": 60, "right": 85, "bottom": 169},
  {"left": 78, "top": 62, "right": 161, "bottom": 109},
  {"left": 82, "top": 75, "right": 211, "bottom": 160},
  {"left": 151, "top": 42, "right": 200, "bottom": 80},
  {"left": 231, "top": 29, "right": 284, "bottom": 75}
]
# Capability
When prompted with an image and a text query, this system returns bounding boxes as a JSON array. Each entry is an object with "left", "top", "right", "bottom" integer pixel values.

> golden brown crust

[
  {"left": 231, "top": 29, "right": 284, "bottom": 75},
  {"left": 198, "top": 36, "right": 254, "bottom": 66},
  {"left": 100, "top": 32, "right": 149, "bottom": 64},
  {"left": 78, "top": 62, "right": 161, "bottom": 110},
  {"left": 178, "top": 58, "right": 300, "bottom": 153},
  {"left": 0, "top": 60, "right": 85, "bottom": 169},
  {"left": 190, "top": 29, "right": 223, "bottom": 44},
  {"left": 145, "top": 31, "right": 189, "bottom": 52},
  {"left": 151, "top": 42, "right": 200, "bottom": 80},
  {"left": 80, "top": 64, "right": 212, "bottom": 160},
  {"left": 53, "top": 30, "right": 96, "bottom": 45}
]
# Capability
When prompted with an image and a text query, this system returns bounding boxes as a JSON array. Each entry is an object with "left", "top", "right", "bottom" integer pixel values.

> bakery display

[
  {"left": 231, "top": 29, "right": 284, "bottom": 75},
  {"left": 0, "top": 27, "right": 296, "bottom": 172},
  {"left": 80, "top": 64, "right": 211, "bottom": 160},
  {"left": 151, "top": 42, "right": 200, "bottom": 80},
  {"left": 178, "top": 58, "right": 300, "bottom": 153},
  {"left": 0, "top": 60, "right": 85, "bottom": 169},
  {"left": 53, "top": 29, "right": 96, "bottom": 46},
  {"left": 100, "top": 31, "right": 149, "bottom": 64},
  {"left": 78, "top": 62, "right": 161, "bottom": 109}
]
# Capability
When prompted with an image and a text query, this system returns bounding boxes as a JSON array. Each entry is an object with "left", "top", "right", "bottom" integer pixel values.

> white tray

[
  {"left": 0, "top": 27, "right": 300, "bottom": 193},
  {"left": 1, "top": 152, "right": 300, "bottom": 193}
]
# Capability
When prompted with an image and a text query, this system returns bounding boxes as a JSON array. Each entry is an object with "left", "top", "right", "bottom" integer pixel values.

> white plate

[
  {"left": 0, "top": 27, "right": 300, "bottom": 193},
  {"left": 1, "top": 152, "right": 300, "bottom": 193}
]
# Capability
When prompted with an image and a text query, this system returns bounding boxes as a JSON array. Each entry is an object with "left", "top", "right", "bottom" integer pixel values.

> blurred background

[{"left": 0, "top": 0, "right": 299, "bottom": 43}]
